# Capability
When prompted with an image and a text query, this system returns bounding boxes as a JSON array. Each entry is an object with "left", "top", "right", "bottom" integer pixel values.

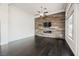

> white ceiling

[{"left": 12, "top": 3, "right": 66, "bottom": 16}]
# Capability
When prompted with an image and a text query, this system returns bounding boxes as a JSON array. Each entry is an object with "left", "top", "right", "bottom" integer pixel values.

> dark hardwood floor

[
  {"left": 35, "top": 36, "right": 74, "bottom": 56},
  {"left": 0, "top": 35, "right": 74, "bottom": 56}
]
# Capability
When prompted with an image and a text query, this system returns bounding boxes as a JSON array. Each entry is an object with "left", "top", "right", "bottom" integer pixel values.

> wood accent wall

[{"left": 35, "top": 12, "right": 65, "bottom": 39}]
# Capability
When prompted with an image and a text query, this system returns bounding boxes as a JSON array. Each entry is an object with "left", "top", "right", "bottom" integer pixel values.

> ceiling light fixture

[{"left": 35, "top": 6, "right": 48, "bottom": 17}]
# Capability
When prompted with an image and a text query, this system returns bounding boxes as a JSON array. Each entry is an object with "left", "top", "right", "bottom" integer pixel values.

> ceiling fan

[{"left": 35, "top": 6, "right": 48, "bottom": 17}]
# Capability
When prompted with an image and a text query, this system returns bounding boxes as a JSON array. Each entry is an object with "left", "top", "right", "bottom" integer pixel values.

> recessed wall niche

[{"left": 35, "top": 12, "right": 65, "bottom": 39}]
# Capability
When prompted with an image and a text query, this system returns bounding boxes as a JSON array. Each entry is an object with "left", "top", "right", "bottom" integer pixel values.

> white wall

[
  {"left": 8, "top": 5, "right": 35, "bottom": 43},
  {"left": 0, "top": 4, "right": 9, "bottom": 55},
  {"left": 74, "top": 3, "right": 79, "bottom": 56},
  {"left": 0, "top": 4, "right": 35, "bottom": 45},
  {"left": 0, "top": 4, "right": 8, "bottom": 45},
  {"left": 65, "top": 3, "right": 79, "bottom": 56},
  {"left": 0, "top": 12, "right": 1, "bottom": 45},
  {"left": 65, "top": 3, "right": 77, "bottom": 55}
]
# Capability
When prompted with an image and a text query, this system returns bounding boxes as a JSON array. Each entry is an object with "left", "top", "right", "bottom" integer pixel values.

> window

[{"left": 67, "top": 12, "right": 73, "bottom": 39}]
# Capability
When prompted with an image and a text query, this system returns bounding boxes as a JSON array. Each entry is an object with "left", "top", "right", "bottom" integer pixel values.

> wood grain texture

[{"left": 35, "top": 12, "right": 65, "bottom": 38}]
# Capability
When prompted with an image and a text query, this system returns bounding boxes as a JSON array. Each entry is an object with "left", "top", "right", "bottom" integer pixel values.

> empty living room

[{"left": 0, "top": 1, "right": 79, "bottom": 58}]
